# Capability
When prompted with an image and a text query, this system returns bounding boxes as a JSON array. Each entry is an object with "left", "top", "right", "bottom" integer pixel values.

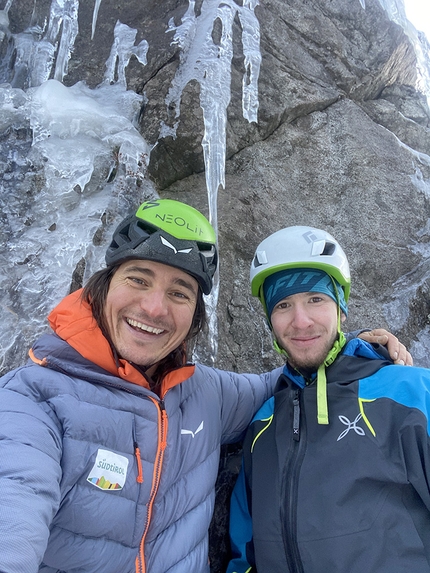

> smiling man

[
  {"left": 0, "top": 198, "right": 288, "bottom": 573},
  {"left": 0, "top": 203, "right": 411, "bottom": 573},
  {"left": 103, "top": 259, "right": 199, "bottom": 373},
  {"left": 227, "top": 226, "right": 430, "bottom": 573}
]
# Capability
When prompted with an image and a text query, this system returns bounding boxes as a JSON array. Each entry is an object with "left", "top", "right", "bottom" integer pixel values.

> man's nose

[
  {"left": 139, "top": 290, "right": 168, "bottom": 317},
  {"left": 290, "top": 305, "right": 313, "bottom": 328}
]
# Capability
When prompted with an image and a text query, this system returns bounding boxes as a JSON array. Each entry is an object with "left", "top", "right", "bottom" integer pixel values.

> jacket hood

[{"left": 30, "top": 289, "right": 194, "bottom": 393}]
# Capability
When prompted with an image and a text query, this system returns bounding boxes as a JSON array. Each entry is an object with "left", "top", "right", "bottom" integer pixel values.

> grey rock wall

[
  {"left": 3, "top": 0, "right": 430, "bottom": 372},
  {"left": 2, "top": 0, "right": 430, "bottom": 571}
]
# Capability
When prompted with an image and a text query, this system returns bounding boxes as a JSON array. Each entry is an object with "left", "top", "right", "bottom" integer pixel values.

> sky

[{"left": 404, "top": 0, "right": 430, "bottom": 41}]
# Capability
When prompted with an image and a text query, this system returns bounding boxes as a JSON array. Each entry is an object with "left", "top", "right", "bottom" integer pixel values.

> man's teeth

[{"left": 127, "top": 319, "right": 164, "bottom": 335}]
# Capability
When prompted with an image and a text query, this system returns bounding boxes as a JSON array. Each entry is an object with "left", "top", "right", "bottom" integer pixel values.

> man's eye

[
  {"left": 172, "top": 291, "right": 188, "bottom": 299},
  {"left": 129, "top": 277, "right": 145, "bottom": 285}
]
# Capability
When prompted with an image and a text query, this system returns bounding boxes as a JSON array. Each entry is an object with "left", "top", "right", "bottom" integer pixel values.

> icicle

[
  {"left": 91, "top": 0, "right": 103, "bottom": 40},
  {"left": 239, "top": 0, "right": 262, "bottom": 123},
  {"left": 9, "top": 30, "right": 50, "bottom": 88},
  {"left": 104, "top": 20, "right": 148, "bottom": 86},
  {"left": 2, "top": 0, "right": 13, "bottom": 14},
  {"left": 37, "top": 0, "right": 80, "bottom": 84},
  {"left": 165, "top": 0, "right": 262, "bottom": 363}
]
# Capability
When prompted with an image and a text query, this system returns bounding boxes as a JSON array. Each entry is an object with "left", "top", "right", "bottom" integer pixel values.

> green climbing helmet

[{"left": 105, "top": 199, "right": 218, "bottom": 294}]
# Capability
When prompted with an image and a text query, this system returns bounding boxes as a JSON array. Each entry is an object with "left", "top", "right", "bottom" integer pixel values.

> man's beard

[{"left": 281, "top": 331, "right": 339, "bottom": 373}]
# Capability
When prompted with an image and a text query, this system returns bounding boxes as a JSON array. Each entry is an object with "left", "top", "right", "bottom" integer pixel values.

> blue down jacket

[{"left": 0, "top": 292, "right": 281, "bottom": 573}]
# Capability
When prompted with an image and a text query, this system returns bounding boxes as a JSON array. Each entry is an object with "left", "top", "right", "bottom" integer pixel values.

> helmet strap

[
  {"left": 316, "top": 330, "right": 346, "bottom": 424},
  {"left": 317, "top": 278, "right": 346, "bottom": 424}
]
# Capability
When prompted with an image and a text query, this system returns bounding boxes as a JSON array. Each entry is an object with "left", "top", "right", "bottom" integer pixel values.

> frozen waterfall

[
  {"left": 0, "top": 0, "right": 262, "bottom": 369},
  {"left": 0, "top": 0, "right": 430, "bottom": 372}
]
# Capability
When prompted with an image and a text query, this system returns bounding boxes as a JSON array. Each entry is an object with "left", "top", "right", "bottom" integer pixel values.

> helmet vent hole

[
  {"left": 322, "top": 242, "right": 336, "bottom": 256},
  {"left": 197, "top": 242, "right": 213, "bottom": 253},
  {"left": 136, "top": 220, "right": 157, "bottom": 235},
  {"left": 118, "top": 223, "right": 132, "bottom": 242}
]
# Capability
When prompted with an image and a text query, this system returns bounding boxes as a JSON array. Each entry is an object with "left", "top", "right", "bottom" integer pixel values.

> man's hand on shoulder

[{"left": 358, "top": 329, "right": 413, "bottom": 366}]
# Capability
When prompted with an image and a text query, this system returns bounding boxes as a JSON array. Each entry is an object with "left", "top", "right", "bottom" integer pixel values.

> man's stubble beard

[{"left": 281, "top": 330, "right": 339, "bottom": 373}]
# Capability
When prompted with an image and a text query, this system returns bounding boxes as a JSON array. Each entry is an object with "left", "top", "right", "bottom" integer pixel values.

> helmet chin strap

[
  {"left": 273, "top": 327, "right": 346, "bottom": 425},
  {"left": 316, "top": 326, "right": 346, "bottom": 425}
]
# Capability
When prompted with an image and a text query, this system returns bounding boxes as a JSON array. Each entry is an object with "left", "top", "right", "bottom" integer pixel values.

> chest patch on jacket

[{"left": 87, "top": 449, "right": 129, "bottom": 490}]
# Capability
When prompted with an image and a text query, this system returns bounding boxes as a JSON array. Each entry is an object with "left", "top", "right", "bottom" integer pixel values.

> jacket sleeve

[
  {"left": 207, "top": 365, "right": 282, "bottom": 444},
  {"left": 227, "top": 461, "right": 256, "bottom": 573},
  {"left": 360, "top": 365, "right": 430, "bottom": 511},
  {"left": 345, "top": 328, "right": 369, "bottom": 341},
  {"left": 0, "top": 373, "right": 63, "bottom": 573},
  {"left": 396, "top": 369, "right": 430, "bottom": 511}
]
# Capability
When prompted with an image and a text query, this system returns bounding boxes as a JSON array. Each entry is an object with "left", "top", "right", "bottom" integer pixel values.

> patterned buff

[{"left": 263, "top": 267, "right": 348, "bottom": 320}]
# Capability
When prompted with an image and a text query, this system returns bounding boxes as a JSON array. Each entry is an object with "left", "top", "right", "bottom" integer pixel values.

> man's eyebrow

[
  {"left": 122, "top": 265, "right": 198, "bottom": 295},
  {"left": 173, "top": 277, "right": 198, "bottom": 295},
  {"left": 123, "top": 265, "right": 155, "bottom": 277}
]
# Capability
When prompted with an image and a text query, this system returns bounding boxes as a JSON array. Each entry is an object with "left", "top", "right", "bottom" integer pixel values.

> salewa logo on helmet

[
  {"left": 302, "top": 230, "right": 319, "bottom": 243},
  {"left": 337, "top": 413, "right": 365, "bottom": 441},
  {"left": 160, "top": 236, "right": 193, "bottom": 254},
  {"left": 181, "top": 421, "right": 204, "bottom": 438}
]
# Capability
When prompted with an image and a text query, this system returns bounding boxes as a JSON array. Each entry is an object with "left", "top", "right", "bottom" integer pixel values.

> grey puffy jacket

[{"left": 0, "top": 331, "right": 280, "bottom": 573}]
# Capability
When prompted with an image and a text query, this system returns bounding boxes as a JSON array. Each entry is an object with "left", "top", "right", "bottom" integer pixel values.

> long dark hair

[{"left": 82, "top": 263, "right": 207, "bottom": 380}]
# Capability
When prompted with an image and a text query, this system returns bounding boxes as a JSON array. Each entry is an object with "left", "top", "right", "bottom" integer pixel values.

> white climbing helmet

[{"left": 250, "top": 225, "right": 351, "bottom": 304}]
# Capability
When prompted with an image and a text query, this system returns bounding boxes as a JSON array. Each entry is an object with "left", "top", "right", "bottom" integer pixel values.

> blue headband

[{"left": 263, "top": 268, "right": 348, "bottom": 319}]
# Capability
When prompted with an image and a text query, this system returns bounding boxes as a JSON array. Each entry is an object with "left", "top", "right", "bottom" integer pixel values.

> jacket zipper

[
  {"left": 292, "top": 390, "right": 300, "bottom": 441},
  {"left": 135, "top": 398, "right": 168, "bottom": 573},
  {"left": 282, "top": 387, "right": 305, "bottom": 573}
]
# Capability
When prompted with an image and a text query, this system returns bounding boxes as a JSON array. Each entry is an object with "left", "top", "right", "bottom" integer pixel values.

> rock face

[
  {"left": 3, "top": 0, "right": 428, "bottom": 369},
  {"left": 2, "top": 0, "right": 430, "bottom": 570}
]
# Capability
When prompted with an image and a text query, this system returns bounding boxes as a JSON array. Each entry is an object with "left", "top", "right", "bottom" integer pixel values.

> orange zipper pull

[{"left": 134, "top": 442, "right": 143, "bottom": 484}]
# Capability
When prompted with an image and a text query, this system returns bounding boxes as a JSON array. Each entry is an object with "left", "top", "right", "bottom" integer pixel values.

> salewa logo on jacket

[
  {"left": 181, "top": 421, "right": 204, "bottom": 438},
  {"left": 87, "top": 449, "right": 129, "bottom": 490},
  {"left": 337, "top": 413, "right": 365, "bottom": 441}
]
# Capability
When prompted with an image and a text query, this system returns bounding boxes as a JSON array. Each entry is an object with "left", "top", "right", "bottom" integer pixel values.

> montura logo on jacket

[{"left": 336, "top": 412, "right": 366, "bottom": 441}]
